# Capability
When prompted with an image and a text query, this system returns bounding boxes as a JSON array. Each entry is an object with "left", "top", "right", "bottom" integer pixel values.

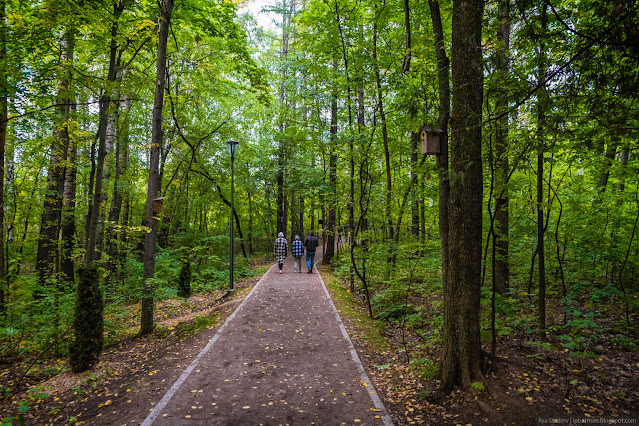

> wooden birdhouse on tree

[
  {"left": 153, "top": 197, "right": 166, "bottom": 214},
  {"left": 420, "top": 126, "right": 442, "bottom": 155}
]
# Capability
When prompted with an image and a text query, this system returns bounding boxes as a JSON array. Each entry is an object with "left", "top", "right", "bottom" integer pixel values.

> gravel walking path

[{"left": 141, "top": 256, "right": 392, "bottom": 425}]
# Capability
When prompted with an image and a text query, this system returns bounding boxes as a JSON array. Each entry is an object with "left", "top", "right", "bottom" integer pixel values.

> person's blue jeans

[{"left": 306, "top": 251, "right": 316, "bottom": 270}]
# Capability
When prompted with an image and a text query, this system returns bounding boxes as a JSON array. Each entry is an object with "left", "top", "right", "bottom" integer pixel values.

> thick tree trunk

[
  {"left": 440, "top": 0, "right": 485, "bottom": 393},
  {"left": 494, "top": 0, "right": 511, "bottom": 294},
  {"left": 141, "top": 0, "right": 173, "bottom": 336}
]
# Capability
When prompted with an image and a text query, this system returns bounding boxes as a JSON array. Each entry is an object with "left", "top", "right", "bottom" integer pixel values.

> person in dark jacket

[
  {"left": 291, "top": 235, "right": 304, "bottom": 273},
  {"left": 303, "top": 230, "right": 319, "bottom": 273},
  {"left": 274, "top": 232, "right": 288, "bottom": 273}
]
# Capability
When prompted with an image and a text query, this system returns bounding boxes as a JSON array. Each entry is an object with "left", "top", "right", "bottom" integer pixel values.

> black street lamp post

[{"left": 227, "top": 140, "right": 239, "bottom": 290}]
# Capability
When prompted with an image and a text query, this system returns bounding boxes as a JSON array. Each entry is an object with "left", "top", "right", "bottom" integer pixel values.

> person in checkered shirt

[
  {"left": 291, "top": 235, "right": 305, "bottom": 273},
  {"left": 274, "top": 232, "right": 288, "bottom": 273}
]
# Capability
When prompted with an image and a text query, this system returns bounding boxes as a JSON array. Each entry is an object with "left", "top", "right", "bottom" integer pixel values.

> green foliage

[
  {"left": 71, "top": 372, "right": 98, "bottom": 396},
  {"left": 471, "top": 382, "right": 485, "bottom": 391},
  {"left": 559, "top": 308, "right": 602, "bottom": 360},
  {"left": 410, "top": 357, "right": 440, "bottom": 381},
  {"left": 69, "top": 264, "right": 104, "bottom": 373},
  {"left": 0, "top": 387, "right": 50, "bottom": 426}
]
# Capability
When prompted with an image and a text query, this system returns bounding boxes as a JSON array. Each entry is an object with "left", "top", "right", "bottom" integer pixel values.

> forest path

[{"left": 140, "top": 254, "right": 393, "bottom": 425}]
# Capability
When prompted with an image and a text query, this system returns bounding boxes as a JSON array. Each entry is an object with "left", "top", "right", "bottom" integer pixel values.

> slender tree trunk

[
  {"left": 494, "top": 0, "right": 511, "bottom": 294},
  {"left": 597, "top": 144, "right": 617, "bottom": 192},
  {"left": 617, "top": 148, "right": 629, "bottom": 191},
  {"left": 141, "top": 0, "right": 173, "bottom": 336},
  {"left": 324, "top": 59, "right": 338, "bottom": 264},
  {"left": 402, "top": 0, "right": 412, "bottom": 72},
  {"left": 429, "top": 0, "right": 451, "bottom": 290},
  {"left": 97, "top": 68, "right": 122, "bottom": 258},
  {"left": 420, "top": 174, "right": 426, "bottom": 243},
  {"left": 247, "top": 190, "right": 254, "bottom": 255},
  {"left": 0, "top": 0, "right": 6, "bottom": 311},
  {"left": 299, "top": 196, "right": 304, "bottom": 240},
  {"left": 36, "top": 27, "right": 74, "bottom": 289},
  {"left": 276, "top": 0, "right": 294, "bottom": 237},
  {"left": 537, "top": 4, "right": 548, "bottom": 332},
  {"left": 440, "top": 0, "right": 485, "bottom": 393},
  {"left": 373, "top": 16, "right": 394, "bottom": 263},
  {"left": 60, "top": 45, "right": 77, "bottom": 283},
  {"left": 410, "top": 132, "right": 420, "bottom": 237},
  {"left": 84, "top": 136, "right": 96, "bottom": 245},
  {"left": 86, "top": 2, "right": 126, "bottom": 264},
  {"left": 105, "top": 97, "right": 130, "bottom": 293}
]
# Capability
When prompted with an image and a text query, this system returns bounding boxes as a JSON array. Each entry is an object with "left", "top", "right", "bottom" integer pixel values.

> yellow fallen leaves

[{"left": 97, "top": 400, "right": 112, "bottom": 408}]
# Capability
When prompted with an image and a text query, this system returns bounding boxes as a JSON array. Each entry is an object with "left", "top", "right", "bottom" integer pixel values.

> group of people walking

[{"left": 274, "top": 230, "right": 319, "bottom": 274}]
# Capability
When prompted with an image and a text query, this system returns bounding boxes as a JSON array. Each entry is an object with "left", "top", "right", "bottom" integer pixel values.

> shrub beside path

[{"left": 141, "top": 256, "right": 393, "bottom": 425}]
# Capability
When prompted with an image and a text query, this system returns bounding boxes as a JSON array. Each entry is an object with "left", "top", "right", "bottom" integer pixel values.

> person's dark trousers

[{"left": 306, "top": 251, "right": 316, "bottom": 273}]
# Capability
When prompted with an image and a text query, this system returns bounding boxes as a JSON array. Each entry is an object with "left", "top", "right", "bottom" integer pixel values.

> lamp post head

[
  {"left": 227, "top": 140, "right": 239, "bottom": 161},
  {"left": 266, "top": 182, "right": 272, "bottom": 194}
]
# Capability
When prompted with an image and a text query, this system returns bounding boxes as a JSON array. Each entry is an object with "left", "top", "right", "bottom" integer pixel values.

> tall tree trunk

[
  {"left": 596, "top": 144, "right": 617, "bottom": 192},
  {"left": 85, "top": 2, "right": 126, "bottom": 264},
  {"left": 0, "top": 0, "right": 6, "bottom": 311},
  {"left": 276, "top": 0, "right": 295, "bottom": 237},
  {"left": 617, "top": 148, "right": 629, "bottom": 191},
  {"left": 494, "top": 0, "right": 511, "bottom": 294},
  {"left": 289, "top": 190, "right": 296, "bottom": 241},
  {"left": 105, "top": 96, "right": 130, "bottom": 294},
  {"left": 410, "top": 132, "right": 420, "bottom": 237},
  {"left": 324, "top": 59, "right": 338, "bottom": 265},
  {"left": 299, "top": 196, "right": 305, "bottom": 239},
  {"left": 60, "top": 37, "right": 77, "bottom": 283},
  {"left": 429, "top": 0, "right": 451, "bottom": 291},
  {"left": 96, "top": 68, "right": 122, "bottom": 257},
  {"left": 247, "top": 190, "right": 254, "bottom": 255},
  {"left": 440, "top": 0, "right": 485, "bottom": 393},
  {"left": 373, "top": 15, "right": 394, "bottom": 263},
  {"left": 36, "top": 27, "right": 74, "bottom": 290},
  {"left": 402, "top": 0, "right": 412, "bottom": 72},
  {"left": 59, "top": 26, "right": 78, "bottom": 283},
  {"left": 536, "top": 3, "right": 548, "bottom": 332},
  {"left": 141, "top": 0, "right": 173, "bottom": 336}
]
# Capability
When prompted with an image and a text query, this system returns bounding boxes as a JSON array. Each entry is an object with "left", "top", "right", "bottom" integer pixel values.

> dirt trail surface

[{"left": 137, "top": 257, "right": 392, "bottom": 425}]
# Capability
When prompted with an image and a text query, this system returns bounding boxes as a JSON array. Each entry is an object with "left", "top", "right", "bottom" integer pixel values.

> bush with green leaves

[{"left": 69, "top": 264, "right": 104, "bottom": 373}]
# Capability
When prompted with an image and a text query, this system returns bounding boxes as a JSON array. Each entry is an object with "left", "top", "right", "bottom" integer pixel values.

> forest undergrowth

[{"left": 0, "top": 243, "right": 638, "bottom": 424}]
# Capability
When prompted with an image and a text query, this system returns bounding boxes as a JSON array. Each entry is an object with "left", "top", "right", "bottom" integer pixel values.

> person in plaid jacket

[
  {"left": 274, "top": 232, "right": 288, "bottom": 274},
  {"left": 291, "top": 235, "right": 305, "bottom": 273}
]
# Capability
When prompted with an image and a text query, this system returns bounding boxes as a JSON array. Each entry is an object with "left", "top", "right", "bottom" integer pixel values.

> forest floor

[{"left": 1, "top": 259, "right": 638, "bottom": 425}]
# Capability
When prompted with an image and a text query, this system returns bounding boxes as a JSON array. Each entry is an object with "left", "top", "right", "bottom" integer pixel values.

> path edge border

[
  {"left": 141, "top": 264, "right": 276, "bottom": 426},
  {"left": 315, "top": 268, "right": 395, "bottom": 426}
]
